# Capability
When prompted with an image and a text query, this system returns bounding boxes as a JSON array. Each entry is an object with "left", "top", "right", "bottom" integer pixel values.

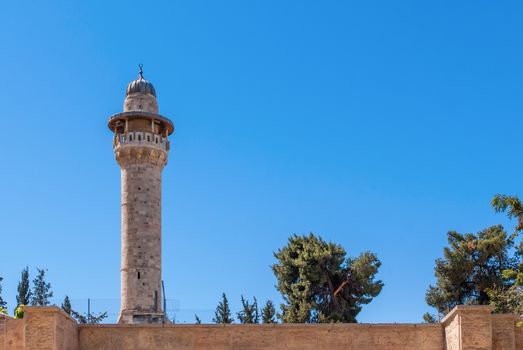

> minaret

[{"left": 108, "top": 65, "right": 174, "bottom": 324}]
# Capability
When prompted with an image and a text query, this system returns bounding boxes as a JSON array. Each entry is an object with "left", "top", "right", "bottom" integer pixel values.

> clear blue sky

[{"left": 1, "top": 0, "right": 522, "bottom": 323}]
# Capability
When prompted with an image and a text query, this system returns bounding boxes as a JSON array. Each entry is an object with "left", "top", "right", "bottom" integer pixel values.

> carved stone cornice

[{"left": 114, "top": 144, "right": 168, "bottom": 168}]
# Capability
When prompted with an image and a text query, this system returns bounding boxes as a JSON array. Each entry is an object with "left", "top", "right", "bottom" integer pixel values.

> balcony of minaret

[{"left": 112, "top": 131, "right": 170, "bottom": 151}]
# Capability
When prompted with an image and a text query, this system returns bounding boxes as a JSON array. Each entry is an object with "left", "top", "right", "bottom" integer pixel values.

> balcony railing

[{"left": 113, "top": 131, "right": 170, "bottom": 151}]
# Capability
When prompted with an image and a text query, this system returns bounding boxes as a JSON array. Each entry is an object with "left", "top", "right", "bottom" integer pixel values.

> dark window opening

[
  {"left": 137, "top": 271, "right": 141, "bottom": 279},
  {"left": 154, "top": 290, "right": 159, "bottom": 311}
]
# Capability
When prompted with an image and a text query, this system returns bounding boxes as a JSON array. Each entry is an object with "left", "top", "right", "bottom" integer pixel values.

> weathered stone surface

[
  {"left": 0, "top": 315, "right": 24, "bottom": 350},
  {"left": 1, "top": 306, "right": 520, "bottom": 350},
  {"left": 77, "top": 323, "right": 444, "bottom": 350},
  {"left": 110, "top": 74, "right": 174, "bottom": 324},
  {"left": 13, "top": 307, "right": 79, "bottom": 350},
  {"left": 492, "top": 314, "right": 517, "bottom": 350},
  {"left": 442, "top": 305, "right": 494, "bottom": 350},
  {"left": 515, "top": 321, "right": 523, "bottom": 349}
]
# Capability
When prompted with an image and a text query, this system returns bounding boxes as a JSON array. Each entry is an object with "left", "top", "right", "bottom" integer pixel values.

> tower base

[{"left": 118, "top": 311, "right": 170, "bottom": 325}]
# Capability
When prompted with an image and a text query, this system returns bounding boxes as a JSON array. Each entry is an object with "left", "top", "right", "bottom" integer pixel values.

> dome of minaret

[
  {"left": 123, "top": 64, "right": 159, "bottom": 114},
  {"left": 126, "top": 64, "right": 156, "bottom": 97}
]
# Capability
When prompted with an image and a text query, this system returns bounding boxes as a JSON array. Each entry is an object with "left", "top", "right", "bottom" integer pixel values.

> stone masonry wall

[
  {"left": 1, "top": 307, "right": 78, "bottom": 350},
  {"left": 492, "top": 314, "right": 518, "bottom": 350},
  {"left": 0, "top": 316, "right": 24, "bottom": 350},
  {"left": 78, "top": 323, "right": 444, "bottom": 350},
  {"left": 516, "top": 324, "right": 523, "bottom": 349},
  {"left": 1, "top": 306, "right": 521, "bottom": 350},
  {"left": 442, "top": 305, "right": 494, "bottom": 350}
]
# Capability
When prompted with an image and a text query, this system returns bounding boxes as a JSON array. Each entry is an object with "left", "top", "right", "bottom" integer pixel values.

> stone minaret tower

[{"left": 108, "top": 65, "right": 174, "bottom": 324}]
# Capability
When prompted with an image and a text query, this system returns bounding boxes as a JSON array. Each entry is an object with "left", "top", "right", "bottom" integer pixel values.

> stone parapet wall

[
  {"left": 78, "top": 323, "right": 444, "bottom": 350},
  {"left": 0, "top": 316, "right": 24, "bottom": 350},
  {"left": 1, "top": 307, "right": 79, "bottom": 350},
  {"left": 492, "top": 314, "right": 518, "bottom": 350},
  {"left": 0, "top": 306, "right": 520, "bottom": 350},
  {"left": 442, "top": 305, "right": 495, "bottom": 350},
  {"left": 516, "top": 325, "right": 523, "bottom": 349}
]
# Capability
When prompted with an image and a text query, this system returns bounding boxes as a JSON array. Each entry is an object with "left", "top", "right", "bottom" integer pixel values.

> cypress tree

[
  {"left": 61, "top": 295, "right": 72, "bottom": 315},
  {"left": 30, "top": 268, "right": 53, "bottom": 306},
  {"left": 0, "top": 276, "right": 7, "bottom": 309},
  {"left": 262, "top": 300, "right": 276, "bottom": 323},
  {"left": 16, "top": 267, "right": 31, "bottom": 307},
  {"left": 236, "top": 295, "right": 258, "bottom": 324},
  {"left": 213, "top": 292, "right": 233, "bottom": 324},
  {"left": 253, "top": 297, "right": 259, "bottom": 324}
]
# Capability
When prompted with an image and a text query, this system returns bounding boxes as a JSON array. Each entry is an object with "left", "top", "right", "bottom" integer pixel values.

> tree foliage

[
  {"left": 62, "top": 297, "right": 107, "bottom": 324},
  {"left": 272, "top": 233, "right": 383, "bottom": 323},
  {"left": 16, "top": 267, "right": 31, "bottom": 307},
  {"left": 425, "top": 225, "right": 518, "bottom": 318},
  {"left": 30, "top": 268, "right": 53, "bottom": 306},
  {"left": 489, "top": 194, "right": 523, "bottom": 316},
  {"left": 0, "top": 276, "right": 6, "bottom": 309},
  {"left": 492, "top": 194, "right": 523, "bottom": 236},
  {"left": 261, "top": 300, "right": 276, "bottom": 323},
  {"left": 487, "top": 286, "right": 523, "bottom": 314},
  {"left": 422, "top": 312, "right": 437, "bottom": 323},
  {"left": 491, "top": 194, "right": 523, "bottom": 285},
  {"left": 237, "top": 295, "right": 259, "bottom": 324},
  {"left": 213, "top": 292, "right": 233, "bottom": 324},
  {"left": 61, "top": 295, "right": 72, "bottom": 315},
  {"left": 71, "top": 309, "right": 108, "bottom": 324}
]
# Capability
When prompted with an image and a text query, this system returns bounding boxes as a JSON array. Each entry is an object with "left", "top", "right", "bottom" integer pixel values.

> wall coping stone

[
  {"left": 441, "top": 305, "right": 494, "bottom": 325},
  {"left": 79, "top": 323, "right": 443, "bottom": 329},
  {"left": 24, "top": 306, "right": 78, "bottom": 324}
]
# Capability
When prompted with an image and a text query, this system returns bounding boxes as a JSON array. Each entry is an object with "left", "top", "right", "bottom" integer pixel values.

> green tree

[
  {"left": 422, "top": 312, "right": 437, "bottom": 323},
  {"left": 425, "top": 225, "right": 518, "bottom": 319},
  {"left": 490, "top": 194, "right": 523, "bottom": 316},
  {"left": 492, "top": 194, "right": 523, "bottom": 237},
  {"left": 0, "top": 276, "right": 7, "bottom": 309},
  {"left": 487, "top": 286, "right": 522, "bottom": 314},
  {"left": 71, "top": 309, "right": 108, "bottom": 324},
  {"left": 213, "top": 292, "right": 233, "bottom": 324},
  {"left": 61, "top": 295, "right": 72, "bottom": 315},
  {"left": 491, "top": 194, "right": 523, "bottom": 285},
  {"left": 16, "top": 267, "right": 31, "bottom": 308},
  {"left": 261, "top": 300, "right": 276, "bottom": 323},
  {"left": 64, "top": 298, "right": 107, "bottom": 324},
  {"left": 253, "top": 297, "right": 259, "bottom": 324},
  {"left": 272, "top": 233, "right": 383, "bottom": 323},
  {"left": 237, "top": 295, "right": 259, "bottom": 324},
  {"left": 30, "top": 268, "right": 53, "bottom": 306}
]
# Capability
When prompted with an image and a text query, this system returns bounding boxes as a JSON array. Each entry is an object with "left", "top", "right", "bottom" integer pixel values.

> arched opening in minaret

[{"left": 137, "top": 271, "right": 141, "bottom": 279}]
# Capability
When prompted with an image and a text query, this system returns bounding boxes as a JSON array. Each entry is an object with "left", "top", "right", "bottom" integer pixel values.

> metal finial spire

[{"left": 138, "top": 63, "right": 144, "bottom": 78}]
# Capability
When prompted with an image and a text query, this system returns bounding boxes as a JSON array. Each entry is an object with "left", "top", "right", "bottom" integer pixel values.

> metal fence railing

[{"left": 47, "top": 298, "right": 214, "bottom": 324}]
